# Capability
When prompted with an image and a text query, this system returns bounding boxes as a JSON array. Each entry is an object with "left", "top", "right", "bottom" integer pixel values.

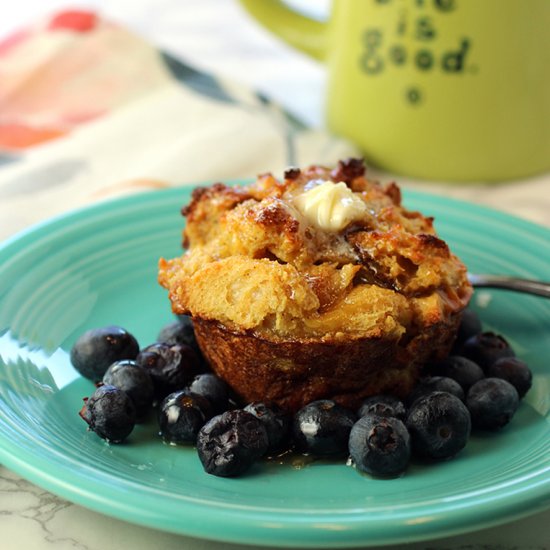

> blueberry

[
  {"left": 466, "top": 378, "right": 519, "bottom": 430},
  {"left": 406, "top": 392, "right": 471, "bottom": 460},
  {"left": 357, "top": 395, "right": 406, "bottom": 420},
  {"left": 408, "top": 376, "right": 465, "bottom": 406},
  {"left": 136, "top": 342, "right": 202, "bottom": 400},
  {"left": 455, "top": 309, "right": 482, "bottom": 347},
  {"left": 70, "top": 326, "right": 139, "bottom": 382},
  {"left": 102, "top": 360, "right": 154, "bottom": 421},
  {"left": 187, "top": 373, "right": 230, "bottom": 414},
  {"left": 197, "top": 410, "right": 269, "bottom": 477},
  {"left": 431, "top": 356, "right": 485, "bottom": 392},
  {"left": 79, "top": 384, "right": 136, "bottom": 443},
  {"left": 157, "top": 316, "right": 201, "bottom": 356},
  {"left": 244, "top": 402, "right": 291, "bottom": 454},
  {"left": 158, "top": 390, "right": 214, "bottom": 444},
  {"left": 292, "top": 400, "right": 356, "bottom": 457},
  {"left": 485, "top": 357, "right": 532, "bottom": 399},
  {"left": 460, "top": 332, "right": 515, "bottom": 370},
  {"left": 349, "top": 414, "right": 411, "bottom": 477}
]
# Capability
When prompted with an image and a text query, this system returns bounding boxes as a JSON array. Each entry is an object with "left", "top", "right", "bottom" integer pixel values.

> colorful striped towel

[{"left": 0, "top": 10, "right": 357, "bottom": 239}]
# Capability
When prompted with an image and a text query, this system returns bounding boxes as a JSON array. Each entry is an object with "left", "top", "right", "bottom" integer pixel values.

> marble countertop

[{"left": 1, "top": 1, "right": 549, "bottom": 549}]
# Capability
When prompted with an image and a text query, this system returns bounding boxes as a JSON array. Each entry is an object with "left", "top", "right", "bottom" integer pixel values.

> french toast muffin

[{"left": 158, "top": 159, "right": 472, "bottom": 412}]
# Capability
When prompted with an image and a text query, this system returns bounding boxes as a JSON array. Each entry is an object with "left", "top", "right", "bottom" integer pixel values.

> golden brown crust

[{"left": 158, "top": 158, "right": 472, "bottom": 411}]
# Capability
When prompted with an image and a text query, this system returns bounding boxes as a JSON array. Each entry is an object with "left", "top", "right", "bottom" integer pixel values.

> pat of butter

[{"left": 293, "top": 180, "right": 368, "bottom": 232}]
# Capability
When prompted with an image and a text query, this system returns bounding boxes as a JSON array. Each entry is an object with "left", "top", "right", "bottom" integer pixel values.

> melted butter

[{"left": 293, "top": 180, "right": 368, "bottom": 232}]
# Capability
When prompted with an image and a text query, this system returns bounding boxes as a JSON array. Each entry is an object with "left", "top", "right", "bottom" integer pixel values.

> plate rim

[{"left": 2, "top": 183, "right": 550, "bottom": 252}]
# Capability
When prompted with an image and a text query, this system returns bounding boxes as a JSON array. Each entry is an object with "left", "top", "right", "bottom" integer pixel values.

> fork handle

[{"left": 468, "top": 274, "right": 550, "bottom": 298}]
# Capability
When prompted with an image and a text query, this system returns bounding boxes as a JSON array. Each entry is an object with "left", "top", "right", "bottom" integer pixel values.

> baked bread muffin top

[{"left": 159, "top": 159, "right": 472, "bottom": 349}]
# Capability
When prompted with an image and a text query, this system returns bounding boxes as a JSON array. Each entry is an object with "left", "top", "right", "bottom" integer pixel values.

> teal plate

[{"left": 0, "top": 186, "right": 549, "bottom": 548}]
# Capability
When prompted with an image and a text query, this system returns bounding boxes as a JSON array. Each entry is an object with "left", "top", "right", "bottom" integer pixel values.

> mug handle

[{"left": 238, "top": 0, "right": 327, "bottom": 61}]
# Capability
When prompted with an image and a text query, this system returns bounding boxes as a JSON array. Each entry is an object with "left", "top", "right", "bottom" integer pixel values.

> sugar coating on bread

[{"left": 159, "top": 160, "right": 471, "bottom": 341}]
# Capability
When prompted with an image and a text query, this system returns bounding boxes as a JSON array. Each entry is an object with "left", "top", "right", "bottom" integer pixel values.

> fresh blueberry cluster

[{"left": 73, "top": 310, "right": 532, "bottom": 478}]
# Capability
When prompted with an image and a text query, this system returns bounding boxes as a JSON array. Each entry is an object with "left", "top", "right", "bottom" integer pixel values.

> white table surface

[{"left": 1, "top": 1, "right": 549, "bottom": 549}]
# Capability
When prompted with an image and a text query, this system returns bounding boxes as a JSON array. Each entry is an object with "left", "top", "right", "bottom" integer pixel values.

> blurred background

[
  {"left": 1, "top": 0, "right": 549, "bottom": 239},
  {"left": 0, "top": 0, "right": 328, "bottom": 127}
]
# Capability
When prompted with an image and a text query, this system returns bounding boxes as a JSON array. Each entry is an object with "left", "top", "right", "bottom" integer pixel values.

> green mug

[{"left": 239, "top": 0, "right": 550, "bottom": 182}]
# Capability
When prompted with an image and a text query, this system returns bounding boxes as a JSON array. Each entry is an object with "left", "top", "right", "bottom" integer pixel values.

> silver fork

[{"left": 468, "top": 274, "right": 550, "bottom": 298}]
